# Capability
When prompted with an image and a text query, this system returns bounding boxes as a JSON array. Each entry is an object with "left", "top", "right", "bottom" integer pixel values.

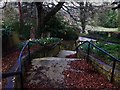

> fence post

[
  {"left": 28, "top": 42, "right": 31, "bottom": 63},
  {"left": 59, "top": 41, "right": 62, "bottom": 51},
  {"left": 74, "top": 41, "right": 77, "bottom": 49},
  {"left": 20, "top": 72, "right": 23, "bottom": 89},
  {"left": 43, "top": 46, "right": 46, "bottom": 57},
  {"left": 75, "top": 46, "right": 79, "bottom": 58},
  {"left": 19, "top": 57, "right": 23, "bottom": 89},
  {"left": 87, "top": 42, "right": 90, "bottom": 62},
  {"left": 110, "top": 60, "right": 116, "bottom": 83}
]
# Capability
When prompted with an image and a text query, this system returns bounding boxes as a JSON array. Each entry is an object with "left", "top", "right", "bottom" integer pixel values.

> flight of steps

[
  {"left": 23, "top": 50, "right": 118, "bottom": 89},
  {"left": 24, "top": 50, "right": 79, "bottom": 88}
]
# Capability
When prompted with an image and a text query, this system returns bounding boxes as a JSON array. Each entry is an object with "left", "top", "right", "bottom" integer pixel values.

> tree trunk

[
  {"left": 18, "top": 1, "right": 23, "bottom": 34},
  {"left": 35, "top": 2, "right": 44, "bottom": 37},
  {"left": 118, "top": 9, "right": 120, "bottom": 31},
  {"left": 80, "top": 2, "right": 86, "bottom": 33},
  {"left": 81, "top": 21, "right": 86, "bottom": 33},
  {"left": 79, "top": 2, "right": 89, "bottom": 33},
  {"left": 35, "top": 2, "right": 64, "bottom": 38}
]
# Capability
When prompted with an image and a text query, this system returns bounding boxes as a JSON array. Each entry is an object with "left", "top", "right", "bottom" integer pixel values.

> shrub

[
  {"left": 3, "top": 21, "right": 32, "bottom": 40},
  {"left": 17, "top": 37, "right": 61, "bottom": 50},
  {"left": 2, "top": 24, "right": 13, "bottom": 38},
  {"left": 42, "top": 15, "right": 78, "bottom": 40},
  {"left": 98, "top": 10, "right": 118, "bottom": 28},
  {"left": 95, "top": 42, "right": 120, "bottom": 60},
  {"left": 87, "top": 31, "right": 120, "bottom": 43}
]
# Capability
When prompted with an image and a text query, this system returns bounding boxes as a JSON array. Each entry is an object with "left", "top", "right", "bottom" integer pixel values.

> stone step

[
  {"left": 24, "top": 57, "right": 81, "bottom": 88},
  {"left": 24, "top": 57, "right": 118, "bottom": 89},
  {"left": 57, "top": 50, "right": 76, "bottom": 58},
  {"left": 32, "top": 57, "right": 80, "bottom": 61}
]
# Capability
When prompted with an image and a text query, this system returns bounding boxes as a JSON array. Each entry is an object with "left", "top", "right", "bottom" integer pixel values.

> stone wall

[
  {"left": 77, "top": 51, "right": 120, "bottom": 85},
  {"left": 89, "top": 55, "right": 120, "bottom": 85}
]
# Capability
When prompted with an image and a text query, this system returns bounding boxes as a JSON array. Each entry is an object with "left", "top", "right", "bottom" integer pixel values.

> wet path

[
  {"left": 78, "top": 36, "right": 119, "bottom": 44},
  {"left": 24, "top": 57, "right": 80, "bottom": 88},
  {"left": 78, "top": 37, "right": 96, "bottom": 42},
  {"left": 24, "top": 57, "right": 119, "bottom": 89}
]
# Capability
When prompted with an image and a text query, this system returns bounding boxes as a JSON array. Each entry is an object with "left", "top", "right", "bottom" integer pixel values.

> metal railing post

[
  {"left": 18, "top": 56, "right": 23, "bottom": 89},
  {"left": 28, "top": 42, "right": 31, "bottom": 63},
  {"left": 75, "top": 41, "right": 78, "bottom": 58},
  {"left": 76, "top": 46, "right": 79, "bottom": 58},
  {"left": 20, "top": 72, "right": 23, "bottom": 89},
  {"left": 87, "top": 42, "right": 90, "bottom": 62},
  {"left": 58, "top": 41, "right": 61, "bottom": 51},
  {"left": 43, "top": 46, "right": 46, "bottom": 57},
  {"left": 110, "top": 60, "right": 116, "bottom": 83},
  {"left": 74, "top": 41, "right": 77, "bottom": 49}
]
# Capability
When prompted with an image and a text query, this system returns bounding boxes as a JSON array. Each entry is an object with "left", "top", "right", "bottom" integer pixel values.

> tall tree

[
  {"left": 60, "top": 2, "right": 95, "bottom": 33},
  {"left": 18, "top": 1, "right": 24, "bottom": 35},
  {"left": 35, "top": 2, "right": 64, "bottom": 37},
  {"left": 118, "top": 8, "right": 120, "bottom": 31},
  {"left": 79, "top": 2, "right": 86, "bottom": 33}
]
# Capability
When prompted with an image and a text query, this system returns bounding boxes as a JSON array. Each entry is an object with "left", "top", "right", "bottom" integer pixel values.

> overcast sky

[
  {"left": 0, "top": 0, "right": 117, "bottom": 2},
  {"left": 0, "top": 0, "right": 117, "bottom": 8}
]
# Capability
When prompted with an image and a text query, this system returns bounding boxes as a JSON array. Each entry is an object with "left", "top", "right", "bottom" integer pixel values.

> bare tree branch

[
  {"left": 112, "top": 3, "right": 120, "bottom": 9},
  {"left": 62, "top": 5, "right": 79, "bottom": 22},
  {"left": 44, "top": 2, "right": 64, "bottom": 23},
  {"left": 0, "top": 2, "right": 7, "bottom": 9},
  {"left": 62, "top": 7, "right": 79, "bottom": 22},
  {"left": 35, "top": 2, "right": 64, "bottom": 32}
]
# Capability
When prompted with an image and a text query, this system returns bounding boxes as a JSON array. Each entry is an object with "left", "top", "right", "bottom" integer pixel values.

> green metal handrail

[
  {"left": 75, "top": 41, "right": 120, "bottom": 83},
  {"left": 2, "top": 39, "right": 62, "bottom": 89}
]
